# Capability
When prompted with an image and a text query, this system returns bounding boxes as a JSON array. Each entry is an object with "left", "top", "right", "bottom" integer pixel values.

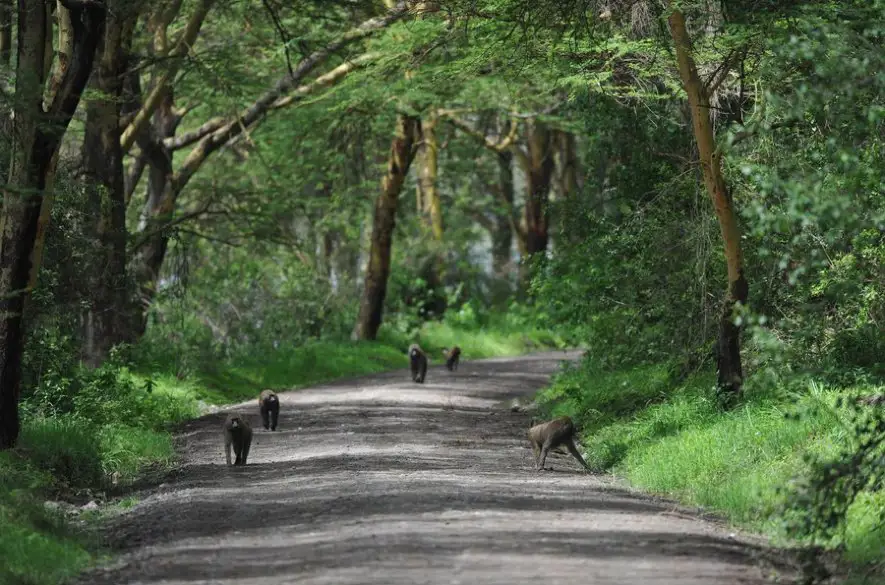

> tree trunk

[
  {"left": 417, "top": 114, "right": 443, "bottom": 241},
  {"left": 351, "top": 114, "right": 419, "bottom": 340},
  {"left": 0, "top": 0, "right": 11, "bottom": 64},
  {"left": 80, "top": 4, "right": 137, "bottom": 367},
  {"left": 554, "top": 130, "right": 578, "bottom": 200},
  {"left": 0, "top": 0, "right": 105, "bottom": 449},
  {"left": 130, "top": 90, "right": 177, "bottom": 337},
  {"left": 492, "top": 151, "right": 515, "bottom": 277},
  {"left": 522, "top": 120, "right": 554, "bottom": 256},
  {"left": 669, "top": 8, "right": 748, "bottom": 396}
]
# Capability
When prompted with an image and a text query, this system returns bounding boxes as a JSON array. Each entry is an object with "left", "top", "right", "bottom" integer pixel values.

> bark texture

[
  {"left": 351, "top": 114, "right": 420, "bottom": 340},
  {"left": 492, "top": 151, "right": 515, "bottom": 277},
  {"left": 0, "top": 0, "right": 105, "bottom": 448},
  {"left": 521, "top": 120, "right": 554, "bottom": 256},
  {"left": 416, "top": 114, "right": 443, "bottom": 241},
  {"left": 669, "top": 8, "right": 748, "bottom": 395},
  {"left": 0, "top": 0, "right": 11, "bottom": 64},
  {"left": 80, "top": 3, "right": 137, "bottom": 366}
]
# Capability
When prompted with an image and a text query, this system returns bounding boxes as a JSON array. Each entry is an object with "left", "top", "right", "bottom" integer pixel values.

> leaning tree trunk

[
  {"left": 522, "top": 120, "right": 554, "bottom": 256},
  {"left": 517, "top": 120, "right": 555, "bottom": 289},
  {"left": 669, "top": 8, "right": 748, "bottom": 396},
  {"left": 0, "top": 0, "right": 105, "bottom": 449},
  {"left": 129, "top": 89, "right": 178, "bottom": 338},
  {"left": 417, "top": 114, "right": 443, "bottom": 241},
  {"left": 0, "top": 0, "right": 10, "bottom": 65},
  {"left": 80, "top": 4, "right": 137, "bottom": 367},
  {"left": 351, "top": 114, "right": 420, "bottom": 340},
  {"left": 554, "top": 130, "right": 578, "bottom": 200},
  {"left": 415, "top": 114, "right": 447, "bottom": 317}
]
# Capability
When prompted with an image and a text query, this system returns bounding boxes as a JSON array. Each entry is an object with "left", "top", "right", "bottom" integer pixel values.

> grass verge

[
  {"left": 4, "top": 319, "right": 565, "bottom": 585},
  {"left": 535, "top": 357, "right": 885, "bottom": 574},
  {"left": 137, "top": 319, "right": 568, "bottom": 404}
]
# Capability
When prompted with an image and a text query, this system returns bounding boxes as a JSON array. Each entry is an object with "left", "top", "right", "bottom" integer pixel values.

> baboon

[
  {"left": 408, "top": 343, "right": 428, "bottom": 383},
  {"left": 258, "top": 389, "right": 280, "bottom": 431},
  {"left": 527, "top": 416, "right": 591, "bottom": 472},
  {"left": 442, "top": 346, "right": 461, "bottom": 371},
  {"left": 223, "top": 414, "right": 253, "bottom": 466}
]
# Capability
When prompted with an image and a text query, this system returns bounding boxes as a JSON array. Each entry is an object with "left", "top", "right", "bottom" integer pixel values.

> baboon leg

[
  {"left": 270, "top": 407, "right": 279, "bottom": 431},
  {"left": 530, "top": 440, "right": 541, "bottom": 468},
  {"left": 260, "top": 406, "right": 270, "bottom": 430},
  {"left": 234, "top": 444, "right": 242, "bottom": 465},
  {"left": 419, "top": 361, "right": 427, "bottom": 383},
  {"left": 241, "top": 441, "right": 251, "bottom": 465},
  {"left": 566, "top": 439, "right": 591, "bottom": 472},
  {"left": 538, "top": 443, "right": 552, "bottom": 471},
  {"left": 225, "top": 439, "right": 233, "bottom": 466}
]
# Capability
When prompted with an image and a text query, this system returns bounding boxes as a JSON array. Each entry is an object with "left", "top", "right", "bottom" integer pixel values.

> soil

[{"left": 78, "top": 351, "right": 803, "bottom": 584}]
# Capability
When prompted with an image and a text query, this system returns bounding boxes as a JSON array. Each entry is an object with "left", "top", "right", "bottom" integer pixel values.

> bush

[
  {"left": 0, "top": 452, "right": 93, "bottom": 585},
  {"left": 16, "top": 417, "right": 104, "bottom": 490}
]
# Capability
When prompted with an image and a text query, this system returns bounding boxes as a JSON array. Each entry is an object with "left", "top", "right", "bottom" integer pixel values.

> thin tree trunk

[
  {"left": 0, "top": 0, "right": 105, "bottom": 449},
  {"left": 492, "top": 151, "right": 515, "bottom": 277},
  {"left": 351, "top": 114, "right": 420, "bottom": 340},
  {"left": 80, "top": 4, "right": 137, "bottom": 366},
  {"left": 669, "top": 8, "right": 748, "bottom": 395},
  {"left": 417, "top": 114, "right": 443, "bottom": 241},
  {"left": 130, "top": 90, "right": 177, "bottom": 337},
  {"left": 0, "top": 0, "right": 11, "bottom": 64},
  {"left": 554, "top": 130, "right": 578, "bottom": 200},
  {"left": 522, "top": 120, "right": 554, "bottom": 256}
]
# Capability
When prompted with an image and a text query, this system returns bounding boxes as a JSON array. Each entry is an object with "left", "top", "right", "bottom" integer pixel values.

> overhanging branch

[{"left": 169, "top": 2, "right": 409, "bottom": 194}]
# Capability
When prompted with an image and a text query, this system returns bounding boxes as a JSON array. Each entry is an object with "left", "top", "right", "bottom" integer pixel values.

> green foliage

[
  {"left": 538, "top": 356, "right": 884, "bottom": 562},
  {"left": 17, "top": 417, "right": 105, "bottom": 490},
  {"left": 23, "top": 359, "right": 198, "bottom": 432},
  {"left": 0, "top": 452, "right": 93, "bottom": 585},
  {"left": 781, "top": 387, "right": 885, "bottom": 550},
  {"left": 536, "top": 359, "right": 679, "bottom": 432}
]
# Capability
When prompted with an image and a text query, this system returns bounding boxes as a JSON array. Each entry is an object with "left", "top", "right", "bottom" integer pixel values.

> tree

[
  {"left": 126, "top": 3, "right": 408, "bottom": 337},
  {"left": 668, "top": 7, "right": 748, "bottom": 396},
  {"left": 352, "top": 114, "right": 421, "bottom": 340},
  {"left": 0, "top": 0, "right": 106, "bottom": 448},
  {"left": 80, "top": 0, "right": 139, "bottom": 366}
]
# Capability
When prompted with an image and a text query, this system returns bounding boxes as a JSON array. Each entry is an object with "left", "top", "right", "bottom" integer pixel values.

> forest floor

[{"left": 77, "top": 351, "right": 805, "bottom": 585}]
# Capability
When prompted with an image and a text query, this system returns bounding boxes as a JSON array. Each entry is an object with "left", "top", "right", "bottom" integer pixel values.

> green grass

[
  {"left": 0, "top": 443, "right": 93, "bottom": 585},
  {"left": 2, "top": 318, "right": 563, "bottom": 585},
  {"left": 536, "top": 357, "right": 885, "bottom": 567},
  {"left": 0, "top": 416, "right": 177, "bottom": 585},
  {"left": 145, "top": 319, "right": 567, "bottom": 404}
]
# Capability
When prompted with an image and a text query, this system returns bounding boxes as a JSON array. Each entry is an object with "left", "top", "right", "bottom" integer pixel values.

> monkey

[
  {"left": 258, "top": 389, "right": 280, "bottom": 431},
  {"left": 527, "top": 416, "right": 591, "bottom": 472},
  {"left": 408, "top": 343, "right": 428, "bottom": 383},
  {"left": 442, "top": 346, "right": 461, "bottom": 371},
  {"left": 223, "top": 413, "right": 253, "bottom": 466}
]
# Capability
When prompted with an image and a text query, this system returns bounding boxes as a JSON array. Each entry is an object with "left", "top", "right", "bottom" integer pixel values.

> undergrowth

[
  {"left": 536, "top": 356, "right": 885, "bottom": 571},
  {"left": 4, "top": 315, "right": 563, "bottom": 585}
]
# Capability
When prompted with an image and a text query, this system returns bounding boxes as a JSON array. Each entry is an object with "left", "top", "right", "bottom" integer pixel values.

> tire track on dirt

[{"left": 79, "top": 351, "right": 798, "bottom": 584}]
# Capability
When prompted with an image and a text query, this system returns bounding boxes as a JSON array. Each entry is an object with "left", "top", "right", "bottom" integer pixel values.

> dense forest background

[{"left": 0, "top": 0, "right": 882, "bottom": 583}]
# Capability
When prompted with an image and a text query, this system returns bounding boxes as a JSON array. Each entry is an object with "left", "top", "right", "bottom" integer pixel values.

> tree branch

[
  {"left": 124, "top": 151, "right": 147, "bottom": 206},
  {"left": 164, "top": 52, "right": 378, "bottom": 151},
  {"left": 43, "top": 1, "right": 105, "bottom": 149},
  {"left": 130, "top": 199, "right": 214, "bottom": 252},
  {"left": 120, "top": 0, "right": 217, "bottom": 153},
  {"left": 169, "top": 2, "right": 408, "bottom": 195},
  {"left": 438, "top": 110, "right": 518, "bottom": 152}
]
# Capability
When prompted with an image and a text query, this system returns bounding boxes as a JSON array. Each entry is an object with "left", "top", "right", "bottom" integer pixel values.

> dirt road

[{"left": 81, "top": 351, "right": 797, "bottom": 584}]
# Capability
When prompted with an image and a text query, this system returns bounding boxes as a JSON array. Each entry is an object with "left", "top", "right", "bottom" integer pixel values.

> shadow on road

[{"left": 82, "top": 351, "right": 800, "bottom": 585}]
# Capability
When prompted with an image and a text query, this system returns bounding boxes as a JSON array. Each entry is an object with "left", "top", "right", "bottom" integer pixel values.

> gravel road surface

[{"left": 79, "top": 351, "right": 798, "bottom": 584}]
